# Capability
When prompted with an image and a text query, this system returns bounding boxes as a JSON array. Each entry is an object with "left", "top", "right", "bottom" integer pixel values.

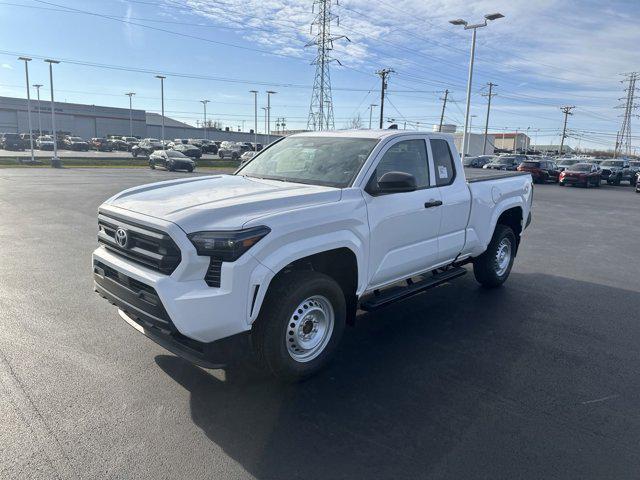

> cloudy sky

[{"left": 1, "top": 0, "right": 639, "bottom": 150}]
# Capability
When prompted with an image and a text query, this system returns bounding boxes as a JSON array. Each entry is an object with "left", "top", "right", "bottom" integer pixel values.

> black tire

[
  {"left": 473, "top": 224, "right": 517, "bottom": 288},
  {"left": 252, "top": 271, "right": 346, "bottom": 382},
  {"left": 219, "top": 152, "right": 224, "bottom": 159},
  {"left": 187, "top": 166, "right": 194, "bottom": 173},
  {"left": 232, "top": 152, "right": 239, "bottom": 160},
  {"left": 132, "top": 150, "right": 138, "bottom": 158},
  {"left": 149, "top": 161, "right": 155, "bottom": 169}
]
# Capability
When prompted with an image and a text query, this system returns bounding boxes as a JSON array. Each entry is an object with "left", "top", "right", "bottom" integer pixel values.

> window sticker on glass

[{"left": 438, "top": 165, "right": 448, "bottom": 179}]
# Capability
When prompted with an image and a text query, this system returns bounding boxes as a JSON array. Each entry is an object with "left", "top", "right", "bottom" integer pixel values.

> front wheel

[
  {"left": 252, "top": 271, "right": 346, "bottom": 382},
  {"left": 149, "top": 161, "right": 155, "bottom": 169},
  {"left": 473, "top": 225, "right": 516, "bottom": 288}
]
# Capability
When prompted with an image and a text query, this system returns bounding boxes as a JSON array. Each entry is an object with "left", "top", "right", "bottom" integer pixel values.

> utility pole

[
  {"left": 262, "top": 107, "right": 268, "bottom": 142},
  {"left": 18, "top": 57, "right": 35, "bottom": 164},
  {"left": 376, "top": 68, "right": 394, "bottom": 129},
  {"left": 614, "top": 72, "right": 638, "bottom": 158},
  {"left": 33, "top": 84, "right": 43, "bottom": 138},
  {"left": 438, "top": 89, "right": 449, "bottom": 132},
  {"left": 481, "top": 82, "right": 496, "bottom": 154},
  {"left": 266, "top": 90, "right": 276, "bottom": 145},
  {"left": 44, "top": 59, "right": 60, "bottom": 167},
  {"left": 306, "top": 0, "right": 349, "bottom": 131},
  {"left": 155, "top": 75, "right": 166, "bottom": 150},
  {"left": 125, "top": 92, "right": 135, "bottom": 137},
  {"left": 250, "top": 90, "right": 258, "bottom": 150},
  {"left": 559, "top": 105, "right": 575, "bottom": 155},
  {"left": 200, "top": 99, "right": 210, "bottom": 140},
  {"left": 368, "top": 104, "right": 377, "bottom": 129}
]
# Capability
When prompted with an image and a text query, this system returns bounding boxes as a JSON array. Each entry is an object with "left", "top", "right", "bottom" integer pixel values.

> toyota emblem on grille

[{"left": 114, "top": 228, "right": 129, "bottom": 248}]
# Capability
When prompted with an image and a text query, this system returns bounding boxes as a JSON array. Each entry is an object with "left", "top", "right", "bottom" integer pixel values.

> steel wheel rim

[
  {"left": 286, "top": 295, "right": 334, "bottom": 363},
  {"left": 495, "top": 238, "right": 512, "bottom": 277}
]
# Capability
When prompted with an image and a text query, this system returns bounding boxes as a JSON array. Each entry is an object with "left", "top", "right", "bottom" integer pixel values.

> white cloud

[{"left": 1, "top": 63, "right": 13, "bottom": 70}]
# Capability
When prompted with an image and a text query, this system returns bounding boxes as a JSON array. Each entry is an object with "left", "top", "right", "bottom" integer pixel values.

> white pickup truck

[{"left": 93, "top": 130, "right": 533, "bottom": 381}]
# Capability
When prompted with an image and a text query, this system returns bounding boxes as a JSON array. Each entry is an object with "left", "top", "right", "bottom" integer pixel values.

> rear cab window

[{"left": 430, "top": 139, "right": 456, "bottom": 186}]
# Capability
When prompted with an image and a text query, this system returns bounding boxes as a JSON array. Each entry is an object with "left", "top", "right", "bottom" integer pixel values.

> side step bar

[{"left": 359, "top": 267, "right": 467, "bottom": 311}]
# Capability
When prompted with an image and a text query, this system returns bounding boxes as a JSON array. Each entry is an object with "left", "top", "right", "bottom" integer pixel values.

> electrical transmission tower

[
  {"left": 306, "top": 0, "right": 349, "bottom": 131},
  {"left": 615, "top": 72, "right": 638, "bottom": 158}
]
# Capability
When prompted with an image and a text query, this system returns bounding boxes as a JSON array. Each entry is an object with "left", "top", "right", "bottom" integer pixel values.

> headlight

[{"left": 187, "top": 226, "right": 271, "bottom": 261}]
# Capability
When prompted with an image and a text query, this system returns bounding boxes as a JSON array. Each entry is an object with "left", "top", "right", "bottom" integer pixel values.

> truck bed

[{"left": 464, "top": 168, "right": 530, "bottom": 183}]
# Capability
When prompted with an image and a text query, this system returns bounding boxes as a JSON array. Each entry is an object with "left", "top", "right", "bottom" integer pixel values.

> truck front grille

[
  {"left": 204, "top": 258, "right": 222, "bottom": 287},
  {"left": 97, "top": 212, "right": 181, "bottom": 274}
]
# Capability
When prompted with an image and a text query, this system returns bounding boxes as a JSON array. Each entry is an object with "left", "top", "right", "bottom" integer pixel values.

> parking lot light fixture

[
  {"left": 155, "top": 75, "right": 166, "bottom": 150},
  {"left": 33, "top": 84, "right": 43, "bottom": 138},
  {"left": 250, "top": 90, "right": 258, "bottom": 151},
  {"left": 18, "top": 57, "right": 35, "bottom": 164},
  {"left": 200, "top": 100, "right": 210, "bottom": 140},
  {"left": 449, "top": 12, "right": 504, "bottom": 160},
  {"left": 125, "top": 92, "right": 135, "bottom": 137},
  {"left": 44, "top": 59, "right": 61, "bottom": 168}
]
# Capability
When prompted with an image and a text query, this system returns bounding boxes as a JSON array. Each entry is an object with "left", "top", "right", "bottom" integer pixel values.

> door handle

[{"left": 424, "top": 200, "right": 443, "bottom": 208}]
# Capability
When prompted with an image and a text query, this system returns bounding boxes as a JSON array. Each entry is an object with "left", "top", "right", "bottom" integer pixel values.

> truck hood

[{"left": 104, "top": 174, "right": 341, "bottom": 232}]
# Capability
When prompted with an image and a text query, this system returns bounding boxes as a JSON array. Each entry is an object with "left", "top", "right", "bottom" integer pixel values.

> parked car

[
  {"left": 635, "top": 172, "right": 640, "bottom": 192},
  {"left": 92, "top": 130, "right": 533, "bottom": 381},
  {"left": 19, "top": 132, "right": 36, "bottom": 145},
  {"left": 218, "top": 142, "right": 246, "bottom": 160},
  {"left": 36, "top": 135, "right": 55, "bottom": 151},
  {"left": 239, "top": 150, "right": 257, "bottom": 167},
  {"left": 463, "top": 155, "right": 494, "bottom": 168},
  {"left": 556, "top": 159, "right": 581, "bottom": 172},
  {"left": 517, "top": 158, "right": 560, "bottom": 183},
  {"left": 483, "top": 155, "right": 523, "bottom": 171},
  {"left": 628, "top": 161, "right": 640, "bottom": 183},
  {"left": 189, "top": 138, "right": 218, "bottom": 154},
  {"left": 0, "top": 132, "right": 25, "bottom": 150},
  {"left": 148, "top": 150, "right": 195, "bottom": 172},
  {"left": 121, "top": 136, "right": 139, "bottom": 151},
  {"left": 171, "top": 143, "right": 202, "bottom": 159},
  {"left": 90, "top": 138, "right": 113, "bottom": 152},
  {"left": 63, "top": 136, "right": 90, "bottom": 151},
  {"left": 131, "top": 138, "right": 163, "bottom": 157},
  {"left": 600, "top": 159, "right": 633, "bottom": 185},
  {"left": 559, "top": 163, "right": 601, "bottom": 187},
  {"left": 110, "top": 139, "right": 129, "bottom": 151}
]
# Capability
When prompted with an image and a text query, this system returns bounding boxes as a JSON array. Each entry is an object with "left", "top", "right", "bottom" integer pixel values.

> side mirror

[{"left": 371, "top": 171, "right": 417, "bottom": 194}]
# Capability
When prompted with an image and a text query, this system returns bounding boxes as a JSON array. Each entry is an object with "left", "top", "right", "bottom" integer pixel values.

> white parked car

[
  {"left": 93, "top": 130, "right": 533, "bottom": 381},
  {"left": 239, "top": 150, "right": 257, "bottom": 167}
]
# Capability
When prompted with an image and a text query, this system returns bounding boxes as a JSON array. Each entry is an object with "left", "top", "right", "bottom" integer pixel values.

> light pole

[
  {"left": 33, "top": 84, "right": 43, "bottom": 138},
  {"left": 200, "top": 99, "right": 210, "bottom": 140},
  {"left": 261, "top": 107, "right": 268, "bottom": 143},
  {"left": 526, "top": 126, "right": 531, "bottom": 153},
  {"left": 18, "top": 57, "right": 35, "bottom": 164},
  {"left": 44, "top": 59, "right": 61, "bottom": 167},
  {"left": 125, "top": 92, "right": 135, "bottom": 137},
  {"left": 368, "top": 104, "right": 378, "bottom": 129},
  {"left": 266, "top": 90, "right": 276, "bottom": 145},
  {"left": 155, "top": 75, "right": 166, "bottom": 149},
  {"left": 449, "top": 13, "right": 504, "bottom": 160},
  {"left": 250, "top": 90, "right": 258, "bottom": 151}
]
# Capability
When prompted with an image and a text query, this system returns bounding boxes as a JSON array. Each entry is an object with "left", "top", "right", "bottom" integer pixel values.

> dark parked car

[
  {"left": 63, "top": 136, "right": 90, "bottom": 151},
  {"left": 517, "top": 159, "right": 560, "bottom": 183},
  {"left": 559, "top": 163, "right": 601, "bottom": 187},
  {"left": 149, "top": 150, "right": 195, "bottom": 172},
  {"left": 600, "top": 159, "right": 633, "bottom": 185},
  {"left": 131, "top": 138, "right": 163, "bottom": 157},
  {"left": 110, "top": 139, "right": 129, "bottom": 151},
  {"left": 628, "top": 161, "right": 640, "bottom": 183},
  {"left": 0, "top": 132, "right": 25, "bottom": 150},
  {"left": 171, "top": 143, "right": 202, "bottom": 159},
  {"left": 463, "top": 155, "right": 494, "bottom": 168},
  {"left": 635, "top": 172, "right": 640, "bottom": 192},
  {"left": 189, "top": 138, "right": 218, "bottom": 154},
  {"left": 90, "top": 138, "right": 113, "bottom": 151},
  {"left": 121, "top": 136, "right": 139, "bottom": 151},
  {"left": 483, "top": 155, "right": 524, "bottom": 171}
]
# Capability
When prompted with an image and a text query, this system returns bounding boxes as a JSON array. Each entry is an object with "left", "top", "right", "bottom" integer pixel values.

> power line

[{"left": 559, "top": 105, "right": 576, "bottom": 155}]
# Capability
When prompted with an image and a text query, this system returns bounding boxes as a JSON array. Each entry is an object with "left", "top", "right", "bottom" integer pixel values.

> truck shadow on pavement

[{"left": 155, "top": 271, "right": 640, "bottom": 480}]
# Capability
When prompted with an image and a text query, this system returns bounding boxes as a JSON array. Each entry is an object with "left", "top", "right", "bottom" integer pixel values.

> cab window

[{"left": 369, "top": 139, "right": 430, "bottom": 189}]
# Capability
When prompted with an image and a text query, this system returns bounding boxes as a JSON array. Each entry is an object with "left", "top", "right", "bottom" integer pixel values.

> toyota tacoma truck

[{"left": 93, "top": 131, "right": 533, "bottom": 381}]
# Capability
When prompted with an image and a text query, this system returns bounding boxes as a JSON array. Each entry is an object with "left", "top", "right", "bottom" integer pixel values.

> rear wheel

[
  {"left": 252, "top": 271, "right": 346, "bottom": 382},
  {"left": 149, "top": 160, "right": 155, "bottom": 169},
  {"left": 218, "top": 152, "right": 224, "bottom": 159},
  {"left": 473, "top": 225, "right": 516, "bottom": 288}
]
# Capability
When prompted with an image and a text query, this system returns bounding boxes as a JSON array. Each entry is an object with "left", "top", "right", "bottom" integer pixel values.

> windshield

[
  {"left": 567, "top": 164, "right": 591, "bottom": 172},
  {"left": 166, "top": 151, "right": 187, "bottom": 158},
  {"left": 495, "top": 157, "right": 516, "bottom": 165},
  {"left": 601, "top": 160, "right": 623, "bottom": 167},
  {"left": 521, "top": 161, "right": 540, "bottom": 168},
  {"left": 558, "top": 159, "right": 579, "bottom": 166},
  {"left": 238, "top": 136, "right": 378, "bottom": 188}
]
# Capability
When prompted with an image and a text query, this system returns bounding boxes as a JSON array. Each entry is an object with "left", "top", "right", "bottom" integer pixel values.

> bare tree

[{"left": 345, "top": 113, "right": 363, "bottom": 130}]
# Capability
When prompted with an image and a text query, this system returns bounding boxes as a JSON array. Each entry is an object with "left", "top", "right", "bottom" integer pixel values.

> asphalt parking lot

[
  {"left": 0, "top": 149, "right": 223, "bottom": 160},
  {"left": 1, "top": 168, "right": 640, "bottom": 479}
]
